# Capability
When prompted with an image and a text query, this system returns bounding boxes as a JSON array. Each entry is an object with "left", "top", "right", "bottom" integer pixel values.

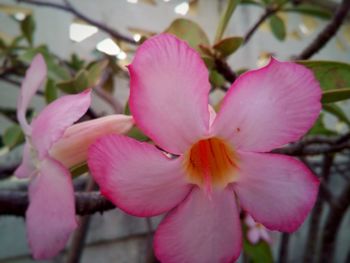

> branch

[
  {"left": 295, "top": 0, "right": 350, "bottom": 60},
  {"left": 302, "top": 154, "right": 334, "bottom": 263},
  {"left": 319, "top": 180, "right": 350, "bottom": 262},
  {"left": 0, "top": 191, "right": 115, "bottom": 217},
  {"left": 273, "top": 133, "right": 350, "bottom": 156},
  {"left": 215, "top": 58, "right": 237, "bottom": 84},
  {"left": 17, "top": 0, "right": 137, "bottom": 45}
]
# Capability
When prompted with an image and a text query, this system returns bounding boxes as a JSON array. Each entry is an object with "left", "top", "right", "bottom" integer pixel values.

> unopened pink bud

[{"left": 50, "top": 115, "right": 133, "bottom": 168}]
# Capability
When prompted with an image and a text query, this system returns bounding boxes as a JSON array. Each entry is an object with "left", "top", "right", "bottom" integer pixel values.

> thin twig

[
  {"left": 302, "top": 154, "right": 334, "bottom": 263},
  {"left": 243, "top": 6, "right": 280, "bottom": 45},
  {"left": 66, "top": 177, "right": 96, "bottom": 263},
  {"left": 295, "top": 0, "right": 350, "bottom": 59},
  {"left": 17, "top": 0, "right": 137, "bottom": 45},
  {"left": 215, "top": 58, "right": 237, "bottom": 84},
  {"left": 319, "top": 179, "right": 350, "bottom": 262},
  {"left": 278, "top": 233, "right": 290, "bottom": 263}
]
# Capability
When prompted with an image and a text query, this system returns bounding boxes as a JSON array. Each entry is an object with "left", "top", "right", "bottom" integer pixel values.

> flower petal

[
  {"left": 50, "top": 115, "right": 133, "bottom": 168},
  {"left": 26, "top": 157, "right": 77, "bottom": 259},
  {"left": 247, "top": 228, "right": 260, "bottom": 244},
  {"left": 17, "top": 54, "right": 47, "bottom": 134},
  {"left": 154, "top": 187, "right": 242, "bottom": 263},
  {"left": 15, "top": 142, "right": 36, "bottom": 178},
  {"left": 88, "top": 135, "right": 191, "bottom": 217},
  {"left": 259, "top": 228, "right": 271, "bottom": 244},
  {"left": 212, "top": 58, "right": 321, "bottom": 152},
  {"left": 129, "top": 34, "right": 210, "bottom": 154},
  {"left": 233, "top": 152, "right": 319, "bottom": 232},
  {"left": 31, "top": 89, "right": 91, "bottom": 159}
]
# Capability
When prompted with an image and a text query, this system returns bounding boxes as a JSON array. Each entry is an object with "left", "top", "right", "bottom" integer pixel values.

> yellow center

[{"left": 183, "top": 137, "right": 238, "bottom": 189}]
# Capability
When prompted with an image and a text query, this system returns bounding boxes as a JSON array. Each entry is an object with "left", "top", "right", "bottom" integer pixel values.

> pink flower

[
  {"left": 15, "top": 54, "right": 133, "bottom": 259},
  {"left": 88, "top": 34, "right": 321, "bottom": 263},
  {"left": 245, "top": 214, "right": 271, "bottom": 244}
]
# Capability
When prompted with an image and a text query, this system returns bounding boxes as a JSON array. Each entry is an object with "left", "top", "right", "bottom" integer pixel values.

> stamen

[{"left": 184, "top": 137, "right": 238, "bottom": 190}]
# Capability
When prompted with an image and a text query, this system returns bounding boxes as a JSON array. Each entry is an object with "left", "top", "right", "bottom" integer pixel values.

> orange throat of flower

[{"left": 183, "top": 137, "right": 239, "bottom": 193}]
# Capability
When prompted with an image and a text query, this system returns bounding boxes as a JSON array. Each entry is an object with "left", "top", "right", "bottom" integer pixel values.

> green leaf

[
  {"left": 70, "top": 163, "right": 88, "bottom": 177},
  {"left": 102, "top": 74, "right": 114, "bottom": 94},
  {"left": 19, "top": 46, "right": 70, "bottom": 81},
  {"left": 0, "top": 4, "right": 32, "bottom": 16},
  {"left": 210, "top": 70, "right": 226, "bottom": 87},
  {"left": 3, "top": 125, "right": 25, "bottom": 149},
  {"left": 240, "top": 0, "right": 265, "bottom": 7},
  {"left": 44, "top": 79, "right": 57, "bottom": 103},
  {"left": 20, "top": 15, "right": 35, "bottom": 46},
  {"left": 165, "top": 18, "right": 210, "bottom": 53},
  {"left": 215, "top": 0, "right": 240, "bottom": 42},
  {"left": 67, "top": 53, "right": 85, "bottom": 71},
  {"left": 87, "top": 60, "right": 109, "bottom": 87},
  {"left": 322, "top": 88, "right": 350, "bottom": 104},
  {"left": 201, "top": 55, "right": 215, "bottom": 70},
  {"left": 243, "top": 239, "right": 273, "bottom": 263},
  {"left": 57, "top": 69, "right": 89, "bottom": 94},
  {"left": 308, "top": 114, "right": 337, "bottom": 136},
  {"left": 269, "top": 15, "right": 286, "bottom": 41},
  {"left": 213, "top": 36, "right": 243, "bottom": 58},
  {"left": 127, "top": 126, "right": 149, "bottom": 142},
  {"left": 282, "top": 4, "right": 332, "bottom": 20},
  {"left": 323, "top": 104, "right": 350, "bottom": 127},
  {"left": 297, "top": 61, "right": 350, "bottom": 91}
]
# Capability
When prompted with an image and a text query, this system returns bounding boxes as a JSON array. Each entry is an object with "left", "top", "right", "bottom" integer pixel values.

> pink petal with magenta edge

[
  {"left": 17, "top": 54, "right": 47, "bottom": 135},
  {"left": 154, "top": 187, "right": 242, "bottom": 263},
  {"left": 129, "top": 34, "right": 210, "bottom": 155},
  {"left": 88, "top": 134, "right": 192, "bottom": 217},
  {"left": 26, "top": 157, "right": 77, "bottom": 259},
  {"left": 15, "top": 142, "right": 36, "bottom": 179},
  {"left": 212, "top": 58, "right": 322, "bottom": 152},
  {"left": 233, "top": 151, "right": 319, "bottom": 232},
  {"left": 31, "top": 89, "right": 91, "bottom": 160}
]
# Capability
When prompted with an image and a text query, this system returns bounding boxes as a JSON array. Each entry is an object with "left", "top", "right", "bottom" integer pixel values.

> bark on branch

[{"left": 0, "top": 191, "right": 115, "bottom": 217}]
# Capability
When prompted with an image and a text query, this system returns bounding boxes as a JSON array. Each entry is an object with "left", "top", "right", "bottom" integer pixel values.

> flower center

[{"left": 184, "top": 137, "right": 238, "bottom": 190}]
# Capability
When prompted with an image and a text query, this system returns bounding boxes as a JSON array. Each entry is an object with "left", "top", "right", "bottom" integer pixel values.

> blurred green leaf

[
  {"left": 213, "top": 36, "right": 243, "bottom": 58},
  {"left": 308, "top": 114, "right": 337, "bottom": 136},
  {"left": 102, "top": 74, "right": 114, "bottom": 94},
  {"left": 0, "top": 4, "right": 32, "bottom": 16},
  {"left": 19, "top": 46, "right": 70, "bottom": 81},
  {"left": 298, "top": 61, "right": 350, "bottom": 90},
  {"left": 215, "top": 0, "right": 240, "bottom": 42},
  {"left": 57, "top": 69, "right": 89, "bottom": 94},
  {"left": 269, "top": 15, "right": 286, "bottom": 41},
  {"left": 240, "top": 0, "right": 265, "bottom": 7},
  {"left": 20, "top": 15, "right": 35, "bottom": 46},
  {"left": 71, "top": 163, "right": 88, "bottom": 177},
  {"left": 201, "top": 55, "right": 215, "bottom": 70},
  {"left": 3, "top": 124, "right": 24, "bottom": 149},
  {"left": 282, "top": 4, "right": 332, "bottom": 20},
  {"left": 322, "top": 88, "right": 350, "bottom": 104},
  {"left": 87, "top": 60, "right": 108, "bottom": 87},
  {"left": 323, "top": 104, "right": 350, "bottom": 127},
  {"left": 210, "top": 70, "right": 226, "bottom": 87},
  {"left": 243, "top": 240, "right": 273, "bottom": 263},
  {"left": 165, "top": 18, "right": 210, "bottom": 53},
  {"left": 67, "top": 53, "right": 85, "bottom": 71},
  {"left": 243, "top": 224, "right": 273, "bottom": 263},
  {"left": 127, "top": 126, "right": 149, "bottom": 142},
  {"left": 44, "top": 78, "right": 57, "bottom": 103}
]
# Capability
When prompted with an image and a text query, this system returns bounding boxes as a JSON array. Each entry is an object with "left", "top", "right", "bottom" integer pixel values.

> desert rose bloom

[
  {"left": 88, "top": 34, "right": 321, "bottom": 263},
  {"left": 15, "top": 54, "right": 133, "bottom": 259},
  {"left": 245, "top": 214, "right": 271, "bottom": 244}
]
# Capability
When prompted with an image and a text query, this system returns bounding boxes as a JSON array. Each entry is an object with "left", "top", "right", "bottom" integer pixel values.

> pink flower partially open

[
  {"left": 245, "top": 214, "right": 272, "bottom": 245},
  {"left": 88, "top": 34, "right": 321, "bottom": 263},
  {"left": 15, "top": 55, "right": 133, "bottom": 259}
]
